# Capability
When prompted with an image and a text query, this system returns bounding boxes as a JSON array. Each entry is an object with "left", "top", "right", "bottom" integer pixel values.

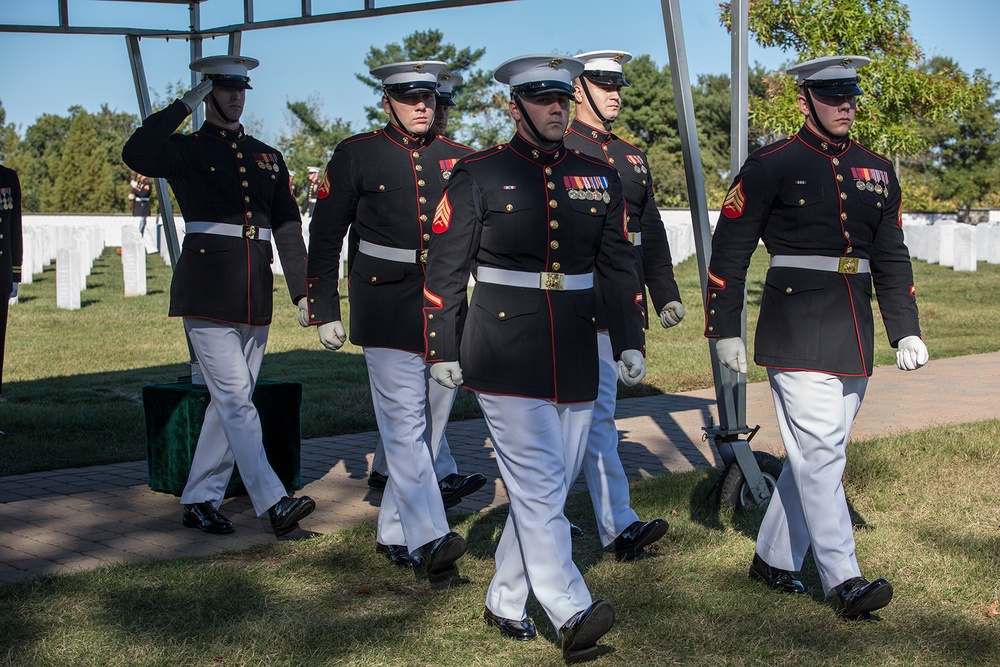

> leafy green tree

[
  {"left": 278, "top": 97, "right": 354, "bottom": 200},
  {"left": 0, "top": 101, "right": 20, "bottom": 165},
  {"left": 721, "top": 0, "right": 989, "bottom": 157},
  {"left": 355, "top": 29, "right": 511, "bottom": 148}
]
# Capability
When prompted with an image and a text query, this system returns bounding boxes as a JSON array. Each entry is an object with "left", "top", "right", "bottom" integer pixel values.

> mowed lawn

[
  {"left": 2, "top": 244, "right": 999, "bottom": 476},
  {"left": 0, "top": 419, "right": 998, "bottom": 666}
]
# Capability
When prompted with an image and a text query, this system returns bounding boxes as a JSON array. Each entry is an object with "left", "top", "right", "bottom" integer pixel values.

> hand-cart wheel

[{"left": 719, "top": 451, "right": 782, "bottom": 510}]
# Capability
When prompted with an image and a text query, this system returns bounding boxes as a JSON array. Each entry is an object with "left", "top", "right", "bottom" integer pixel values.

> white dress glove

[
  {"left": 896, "top": 335, "right": 929, "bottom": 371},
  {"left": 660, "top": 301, "right": 685, "bottom": 328},
  {"left": 181, "top": 79, "right": 214, "bottom": 113},
  {"left": 9, "top": 282, "right": 18, "bottom": 299},
  {"left": 317, "top": 321, "right": 347, "bottom": 351},
  {"left": 716, "top": 336, "right": 747, "bottom": 374},
  {"left": 617, "top": 349, "right": 646, "bottom": 386},
  {"left": 430, "top": 361, "right": 464, "bottom": 389},
  {"left": 296, "top": 297, "right": 310, "bottom": 328}
]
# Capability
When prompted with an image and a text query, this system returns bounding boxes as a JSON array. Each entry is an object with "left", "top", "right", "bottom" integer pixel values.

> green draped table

[{"left": 142, "top": 380, "right": 303, "bottom": 497}]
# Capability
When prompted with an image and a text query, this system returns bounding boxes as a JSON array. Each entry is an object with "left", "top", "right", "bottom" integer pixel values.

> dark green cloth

[{"left": 143, "top": 380, "right": 303, "bottom": 496}]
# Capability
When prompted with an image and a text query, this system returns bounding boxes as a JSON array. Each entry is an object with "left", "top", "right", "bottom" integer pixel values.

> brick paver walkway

[{"left": 2, "top": 352, "right": 997, "bottom": 585}]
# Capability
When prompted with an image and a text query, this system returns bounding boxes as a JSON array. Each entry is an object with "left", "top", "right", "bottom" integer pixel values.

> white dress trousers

[
  {"left": 371, "top": 370, "right": 458, "bottom": 480},
  {"left": 479, "top": 393, "right": 595, "bottom": 630},
  {"left": 582, "top": 330, "right": 641, "bottom": 546},
  {"left": 756, "top": 369, "right": 868, "bottom": 595},
  {"left": 179, "top": 319, "right": 288, "bottom": 517},
  {"left": 364, "top": 347, "right": 451, "bottom": 551}
]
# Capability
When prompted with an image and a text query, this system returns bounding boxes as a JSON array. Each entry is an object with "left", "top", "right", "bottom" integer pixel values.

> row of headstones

[
  {"left": 902, "top": 221, "right": 1000, "bottom": 271},
  {"left": 17, "top": 224, "right": 106, "bottom": 310}
]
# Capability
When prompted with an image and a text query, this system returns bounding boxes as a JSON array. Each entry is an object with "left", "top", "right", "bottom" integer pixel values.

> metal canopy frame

[{"left": 4, "top": 0, "right": 763, "bottom": 500}]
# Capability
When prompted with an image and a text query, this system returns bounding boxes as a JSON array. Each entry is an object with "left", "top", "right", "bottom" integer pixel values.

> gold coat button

[
  {"left": 550, "top": 240, "right": 559, "bottom": 249},
  {"left": 413, "top": 151, "right": 420, "bottom": 158},
  {"left": 877, "top": 202, "right": 882, "bottom": 208},
  {"left": 711, "top": 293, "right": 717, "bottom": 299},
  {"left": 246, "top": 211, "right": 253, "bottom": 219},
  {"left": 379, "top": 184, "right": 386, "bottom": 191},
  {"left": 236, "top": 152, "right": 243, "bottom": 158},
  {"left": 545, "top": 167, "right": 553, "bottom": 175},
  {"left": 499, "top": 311, "right": 506, "bottom": 319},
  {"left": 209, "top": 166, "right": 216, "bottom": 172},
  {"left": 230, "top": 142, "right": 236, "bottom": 148},
  {"left": 846, "top": 246, "right": 853, "bottom": 254},
  {"left": 415, "top": 165, "right": 423, "bottom": 171},
  {"left": 798, "top": 199, "right": 805, "bottom": 205},
  {"left": 708, "top": 326, "right": 714, "bottom": 332},
  {"left": 244, "top": 196, "right": 250, "bottom": 203},
  {"left": 709, "top": 309, "right": 715, "bottom": 315},
  {"left": 423, "top": 233, "right": 430, "bottom": 241},
  {"left": 429, "top": 350, "right": 436, "bottom": 357},
  {"left": 199, "top": 248, "right": 205, "bottom": 254},
  {"left": 591, "top": 317, "right": 596, "bottom": 323},
  {"left": 833, "top": 158, "right": 840, "bottom": 166},
  {"left": 549, "top": 200, "right": 558, "bottom": 209},
  {"left": 837, "top": 174, "right": 843, "bottom": 182},
  {"left": 420, "top": 214, "right": 428, "bottom": 222},
  {"left": 506, "top": 204, "right": 514, "bottom": 212},
  {"left": 242, "top": 180, "right": 248, "bottom": 187},
  {"left": 308, "top": 282, "right": 313, "bottom": 288},
  {"left": 371, "top": 276, "right": 377, "bottom": 283},
  {"left": 550, "top": 221, "right": 559, "bottom": 229},
  {"left": 418, "top": 179, "right": 425, "bottom": 187},
  {"left": 785, "top": 287, "right": 793, "bottom": 294},
  {"left": 428, "top": 314, "right": 434, "bottom": 320},
  {"left": 551, "top": 262, "right": 561, "bottom": 271},
  {"left": 309, "top": 298, "right": 314, "bottom": 303},
  {"left": 841, "top": 213, "right": 847, "bottom": 220},
  {"left": 844, "top": 231, "right": 851, "bottom": 239},
  {"left": 590, "top": 207, "right": 597, "bottom": 213},
  {"left": 239, "top": 166, "right": 246, "bottom": 173},
  {"left": 419, "top": 197, "right": 427, "bottom": 204},
  {"left": 547, "top": 182, "right": 555, "bottom": 190},
  {"left": 429, "top": 331, "right": 436, "bottom": 338}
]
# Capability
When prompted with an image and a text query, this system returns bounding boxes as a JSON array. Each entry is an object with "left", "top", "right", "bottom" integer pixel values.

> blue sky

[{"left": 1, "top": 0, "right": 997, "bottom": 144}]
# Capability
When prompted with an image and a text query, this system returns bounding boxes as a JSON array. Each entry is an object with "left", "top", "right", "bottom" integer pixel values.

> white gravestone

[
  {"left": 938, "top": 223, "right": 957, "bottom": 267},
  {"left": 951, "top": 225, "right": 976, "bottom": 271},
  {"left": 986, "top": 225, "right": 1000, "bottom": 265},
  {"left": 121, "top": 224, "right": 147, "bottom": 296},
  {"left": 56, "top": 247, "right": 82, "bottom": 310},
  {"left": 20, "top": 228, "right": 34, "bottom": 285}
]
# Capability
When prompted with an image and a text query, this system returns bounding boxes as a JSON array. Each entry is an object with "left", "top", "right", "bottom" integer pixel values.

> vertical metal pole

[
  {"left": 58, "top": 0, "right": 69, "bottom": 27},
  {"left": 301, "top": 0, "right": 313, "bottom": 18},
  {"left": 189, "top": 2, "right": 204, "bottom": 131},
  {"left": 660, "top": 0, "right": 739, "bottom": 430},
  {"left": 731, "top": 0, "right": 749, "bottom": 426},
  {"left": 228, "top": 31, "right": 242, "bottom": 56},
  {"left": 125, "top": 35, "right": 181, "bottom": 267},
  {"left": 243, "top": 0, "right": 254, "bottom": 24}
]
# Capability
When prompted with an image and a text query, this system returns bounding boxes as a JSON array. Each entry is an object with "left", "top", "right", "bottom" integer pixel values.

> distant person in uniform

[
  {"left": 129, "top": 173, "right": 152, "bottom": 234},
  {"left": 365, "top": 68, "right": 486, "bottom": 510},
  {"left": 706, "top": 55, "right": 929, "bottom": 619},
  {"left": 300, "top": 166, "right": 320, "bottom": 218},
  {"left": 0, "top": 163, "right": 23, "bottom": 405},
  {"left": 307, "top": 60, "right": 477, "bottom": 579},
  {"left": 288, "top": 170, "right": 298, "bottom": 201},
  {"left": 423, "top": 54, "right": 646, "bottom": 662},
  {"left": 123, "top": 54, "right": 316, "bottom": 538},
  {"left": 564, "top": 49, "right": 683, "bottom": 561}
]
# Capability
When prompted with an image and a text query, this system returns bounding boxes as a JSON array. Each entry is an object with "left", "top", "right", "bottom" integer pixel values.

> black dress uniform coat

[
  {"left": 130, "top": 177, "right": 152, "bottom": 218},
  {"left": 564, "top": 118, "right": 681, "bottom": 328},
  {"left": 122, "top": 100, "right": 307, "bottom": 325},
  {"left": 307, "top": 123, "right": 473, "bottom": 353},
  {"left": 0, "top": 165, "right": 24, "bottom": 393},
  {"left": 706, "top": 125, "right": 920, "bottom": 376},
  {"left": 423, "top": 133, "right": 646, "bottom": 403}
]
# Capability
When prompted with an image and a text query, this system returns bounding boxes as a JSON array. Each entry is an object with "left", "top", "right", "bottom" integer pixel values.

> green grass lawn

[
  {"left": 1, "top": 419, "right": 998, "bottom": 666},
  {"left": 1, "top": 246, "right": 998, "bottom": 476}
]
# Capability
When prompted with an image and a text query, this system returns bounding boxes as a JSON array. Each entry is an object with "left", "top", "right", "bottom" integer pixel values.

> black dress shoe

[
  {"left": 829, "top": 576, "right": 893, "bottom": 618},
  {"left": 439, "top": 473, "right": 488, "bottom": 509},
  {"left": 182, "top": 502, "right": 235, "bottom": 535},
  {"left": 368, "top": 469, "right": 388, "bottom": 490},
  {"left": 376, "top": 542, "right": 422, "bottom": 568},
  {"left": 569, "top": 523, "right": 585, "bottom": 538},
  {"left": 748, "top": 553, "right": 808, "bottom": 594},
  {"left": 420, "top": 531, "right": 467, "bottom": 582},
  {"left": 612, "top": 519, "right": 669, "bottom": 561},
  {"left": 560, "top": 599, "right": 615, "bottom": 664},
  {"left": 483, "top": 606, "right": 537, "bottom": 641},
  {"left": 268, "top": 495, "right": 316, "bottom": 536}
]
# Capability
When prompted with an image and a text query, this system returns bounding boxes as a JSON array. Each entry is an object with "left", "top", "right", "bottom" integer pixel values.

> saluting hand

[
  {"left": 660, "top": 301, "right": 685, "bottom": 328},
  {"left": 430, "top": 361, "right": 464, "bottom": 389},
  {"left": 896, "top": 335, "right": 929, "bottom": 371},
  {"left": 317, "top": 321, "right": 347, "bottom": 351},
  {"left": 617, "top": 349, "right": 646, "bottom": 386},
  {"left": 181, "top": 79, "right": 214, "bottom": 113}
]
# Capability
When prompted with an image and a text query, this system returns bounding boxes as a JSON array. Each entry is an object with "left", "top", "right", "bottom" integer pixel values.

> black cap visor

[
  {"left": 383, "top": 81, "right": 438, "bottom": 96},
  {"left": 582, "top": 70, "right": 629, "bottom": 87},
  {"left": 804, "top": 77, "right": 863, "bottom": 97},
  {"left": 436, "top": 93, "right": 457, "bottom": 107},
  {"left": 205, "top": 74, "right": 252, "bottom": 90},
  {"left": 512, "top": 79, "right": 574, "bottom": 98}
]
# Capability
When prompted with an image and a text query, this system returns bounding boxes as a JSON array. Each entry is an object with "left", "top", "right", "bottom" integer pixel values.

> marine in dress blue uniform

[
  {"left": 122, "top": 55, "right": 316, "bottom": 537},
  {"left": 0, "top": 164, "right": 23, "bottom": 399},
  {"left": 564, "top": 49, "right": 685, "bottom": 560},
  {"left": 706, "top": 55, "right": 929, "bottom": 618},
  {"left": 423, "top": 55, "right": 646, "bottom": 662},
  {"left": 306, "top": 61, "right": 472, "bottom": 578},
  {"left": 366, "top": 68, "right": 487, "bottom": 510}
]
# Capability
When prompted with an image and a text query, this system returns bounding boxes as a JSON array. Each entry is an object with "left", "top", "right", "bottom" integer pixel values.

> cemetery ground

[
  {"left": 1, "top": 420, "right": 998, "bottom": 666},
  {"left": 0, "top": 247, "right": 998, "bottom": 665},
  {"left": 2, "top": 245, "right": 1000, "bottom": 477}
]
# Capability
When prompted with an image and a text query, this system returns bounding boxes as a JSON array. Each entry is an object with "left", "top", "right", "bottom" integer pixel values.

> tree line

[{"left": 0, "top": 1, "right": 997, "bottom": 218}]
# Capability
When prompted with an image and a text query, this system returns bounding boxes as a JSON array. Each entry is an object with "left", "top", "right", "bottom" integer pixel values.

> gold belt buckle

[
  {"left": 627, "top": 232, "right": 638, "bottom": 245},
  {"left": 243, "top": 225, "right": 259, "bottom": 240},
  {"left": 418, "top": 249, "right": 428, "bottom": 264},
  {"left": 838, "top": 257, "right": 859, "bottom": 274},
  {"left": 539, "top": 272, "right": 565, "bottom": 291}
]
